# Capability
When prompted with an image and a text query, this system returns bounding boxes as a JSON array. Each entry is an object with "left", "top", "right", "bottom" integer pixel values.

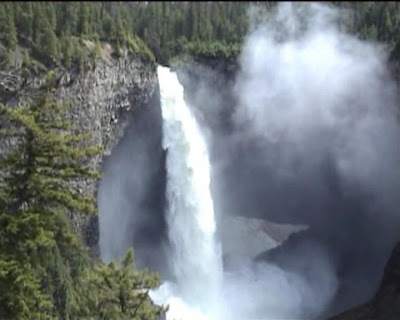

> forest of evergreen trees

[
  {"left": 0, "top": 2, "right": 399, "bottom": 69},
  {"left": 1, "top": 2, "right": 400, "bottom": 319}
]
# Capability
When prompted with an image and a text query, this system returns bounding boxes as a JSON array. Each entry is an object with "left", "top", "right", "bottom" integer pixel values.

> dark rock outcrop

[
  {"left": 329, "top": 242, "right": 400, "bottom": 320},
  {"left": 220, "top": 215, "right": 307, "bottom": 261},
  {"left": 325, "top": 44, "right": 400, "bottom": 320}
]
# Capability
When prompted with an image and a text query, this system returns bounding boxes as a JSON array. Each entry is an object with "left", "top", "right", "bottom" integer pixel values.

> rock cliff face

[
  {"left": 0, "top": 52, "right": 158, "bottom": 257},
  {"left": 329, "top": 242, "right": 400, "bottom": 320}
]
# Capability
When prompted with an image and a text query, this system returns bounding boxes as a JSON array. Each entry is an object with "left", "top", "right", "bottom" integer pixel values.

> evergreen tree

[
  {"left": 0, "top": 85, "right": 101, "bottom": 318},
  {"left": 18, "top": 2, "right": 34, "bottom": 39},
  {"left": 76, "top": 249, "right": 166, "bottom": 319},
  {"left": 22, "top": 48, "right": 30, "bottom": 68},
  {"left": 383, "top": 6, "right": 393, "bottom": 43},
  {"left": 115, "top": 10, "right": 126, "bottom": 46},
  {"left": 102, "top": 11, "right": 115, "bottom": 40},
  {"left": 0, "top": 49, "right": 13, "bottom": 69},
  {"left": 57, "top": 2, "right": 76, "bottom": 36},
  {"left": 2, "top": 4, "right": 18, "bottom": 50},
  {"left": 46, "top": 3, "right": 57, "bottom": 32},
  {"left": 41, "top": 24, "right": 59, "bottom": 63},
  {"left": 0, "top": 258, "right": 53, "bottom": 319},
  {"left": 2, "top": 2, "right": 400, "bottom": 67},
  {"left": 93, "top": 35, "right": 102, "bottom": 58},
  {"left": 32, "top": 4, "right": 45, "bottom": 47},
  {"left": 78, "top": 2, "right": 89, "bottom": 36},
  {"left": 61, "top": 33, "right": 73, "bottom": 68}
]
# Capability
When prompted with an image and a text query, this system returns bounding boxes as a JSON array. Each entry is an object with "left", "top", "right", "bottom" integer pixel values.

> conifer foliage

[
  {"left": 0, "top": 2, "right": 400, "bottom": 67},
  {"left": 0, "top": 80, "right": 165, "bottom": 319}
]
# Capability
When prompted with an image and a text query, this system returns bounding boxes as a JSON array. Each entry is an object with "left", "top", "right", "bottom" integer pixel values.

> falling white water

[{"left": 150, "top": 66, "right": 223, "bottom": 320}]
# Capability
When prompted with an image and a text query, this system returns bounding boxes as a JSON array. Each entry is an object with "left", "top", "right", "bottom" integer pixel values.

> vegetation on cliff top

[
  {"left": 0, "top": 2, "right": 156, "bottom": 72},
  {"left": 1, "top": 2, "right": 400, "bottom": 70}
]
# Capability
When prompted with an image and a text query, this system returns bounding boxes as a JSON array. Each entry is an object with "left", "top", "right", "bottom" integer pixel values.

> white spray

[
  {"left": 100, "top": 3, "right": 400, "bottom": 319},
  {"left": 152, "top": 61, "right": 337, "bottom": 320},
  {"left": 150, "top": 66, "right": 223, "bottom": 320}
]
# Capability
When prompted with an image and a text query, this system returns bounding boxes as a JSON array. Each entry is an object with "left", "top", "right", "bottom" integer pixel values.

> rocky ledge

[{"left": 328, "top": 241, "right": 400, "bottom": 320}]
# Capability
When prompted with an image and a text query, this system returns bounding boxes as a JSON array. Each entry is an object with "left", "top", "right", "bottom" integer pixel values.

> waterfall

[{"left": 150, "top": 66, "right": 223, "bottom": 319}]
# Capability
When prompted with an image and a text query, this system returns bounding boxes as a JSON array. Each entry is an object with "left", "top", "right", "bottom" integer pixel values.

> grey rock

[
  {"left": 219, "top": 215, "right": 308, "bottom": 260},
  {"left": 0, "top": 56, "right": 158, "bottom": 257}
]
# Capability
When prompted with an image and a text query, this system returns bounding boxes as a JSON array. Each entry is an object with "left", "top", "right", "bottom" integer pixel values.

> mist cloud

[
  {"left": 225, "top": 2, "right": 400, "bottom": 317},
  {"left": 98, "top": 88, "right": 169, "bottom": 277},
  {"left": 180, "top": 2, "right": 400, "bottom": 318},
  {"left": 99, "top": 2, "right": 400, "bottom": 319}
]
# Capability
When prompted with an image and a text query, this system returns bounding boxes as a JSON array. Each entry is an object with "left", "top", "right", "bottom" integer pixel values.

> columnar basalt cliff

[{"left": 0, "top": 50, "right": 158, "bottom": 257}]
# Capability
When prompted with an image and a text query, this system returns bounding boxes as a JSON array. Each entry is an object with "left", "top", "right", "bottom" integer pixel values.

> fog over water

[{"left": 99, "top": 3, "right": 400, "bottom": 319}]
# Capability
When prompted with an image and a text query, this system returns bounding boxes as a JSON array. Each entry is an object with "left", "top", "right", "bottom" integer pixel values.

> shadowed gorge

[{"left": 98, "top": 85, "right": 169, "bottom": 276}]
